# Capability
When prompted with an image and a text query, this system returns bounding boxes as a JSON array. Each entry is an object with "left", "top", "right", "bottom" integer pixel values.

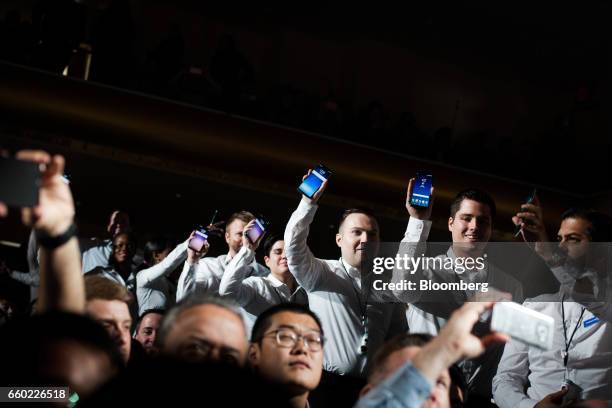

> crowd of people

[{"left": 0, "top": 149, "right": 611, "bottom": 407}]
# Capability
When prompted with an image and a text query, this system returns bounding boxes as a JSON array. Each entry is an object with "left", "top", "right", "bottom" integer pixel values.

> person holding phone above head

[
  {"left": 176, "top": 211, "right": 269, "bottom": 301},
  {"left": 493, "top": 203, "right": 612, "bottom": 407},
  {"left": 136, "top": 233, "right": 195, "bottom": 316},
  {"left": 219, "top": 231, "right": 308, "bottom": 335},
  {"left": 0, "top": 151, "right": 123, "bottom": 398},
  {"left": 393, "top": 179, "right": 523, "bottom": 405},
  {"left": 284, "top": 167, "right": 407, "bottom": 377}
]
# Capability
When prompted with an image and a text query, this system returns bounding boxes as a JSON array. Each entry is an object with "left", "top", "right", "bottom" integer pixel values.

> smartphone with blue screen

[
  {"left": 189, "top": 229, "right": 208, "bottom": 252},
  {"left": 298, "top": 164, "right": 331, "bottom": 199},
  {"left": 246, "top": 217, "right": 269, "bottom": 244},
  {"left": 410, "top": 172, "right": 433, "bottom": 208}
]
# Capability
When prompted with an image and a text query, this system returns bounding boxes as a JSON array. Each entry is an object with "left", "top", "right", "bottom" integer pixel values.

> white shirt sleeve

[
  {"left": 11, "top": 230, "right": 41, "bottom": 287},
  {"left": 355, "top": 362, "right": 432, "bottom": 408},
  {"left": 219, "top": 246, "right": 258, "bottom": 306},
  {"left": 10, "top": 270, "right": 40, "bottom": 286},
  {"left": 82, "top": 241, "right": 112, "bottom": 273},
  {"left": 26, "top": 230, "right": 39, "bottom": 273},
  {"left": 492, "top": 338, "right": 539, "bottom": 408},
  {"left": 137, "top": 241, "right": 188, "bottom": 289},
  {"left": 283, "top": 199, "right": 334, "bottom": 292},
  {"left": 176, "top": 261, "right": 197, "bottom": 301},
  {"left": 402, "top": 217, "right": 432, "bottom": 243},
  {"left": 176, "top": 256, "right": 221, "bottom": 301},
  {"left": 391, "top": 217, "right": 432, "bottom": 303}
]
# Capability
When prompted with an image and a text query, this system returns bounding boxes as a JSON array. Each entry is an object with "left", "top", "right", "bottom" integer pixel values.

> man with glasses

[{"left": 249, "top": 303, "right": 324, "bottom": 408}]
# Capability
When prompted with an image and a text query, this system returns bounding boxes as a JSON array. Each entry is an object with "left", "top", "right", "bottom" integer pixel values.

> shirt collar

[
  {"left": 340, "top": 258, "right": 361, "bottom": 280},
  {"left": 219, "top": 253, "right": 232, "bottom": 265},
  {"left": 266, "top": 274, "right": 286, "bottom": 288}
]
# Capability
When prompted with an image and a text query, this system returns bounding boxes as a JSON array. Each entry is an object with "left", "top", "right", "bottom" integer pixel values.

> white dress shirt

[
  {"left": 136, "top": 240, "right": 188, "bottom": 316},
  {"left": 398, "top": 217, "right": 524, "bottom": 334},
  {"left": 85, "top": 266, "right": 136, "bottom": 292},
  {"left": 493, "top": 290, "right": 612, "bottom": 407},
  {"left": 9, "top": 230, "right": 40, "bottom": 301},
  {"left": 219, "top": 245, "right": 308, "bottom": 336},
  {"left": 81, "top": 239, "right": 113, "bottom": 274},
  {"left": 176, "top": 251, "right": 269, "bottom": 301},
  {"left": 284, "top": 200, "right": 408, "bottom": 377}
]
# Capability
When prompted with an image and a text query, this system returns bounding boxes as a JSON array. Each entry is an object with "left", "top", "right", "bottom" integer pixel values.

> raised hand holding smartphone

[{"left": 298, "top": 164, "right": 331, "bottom": 203}]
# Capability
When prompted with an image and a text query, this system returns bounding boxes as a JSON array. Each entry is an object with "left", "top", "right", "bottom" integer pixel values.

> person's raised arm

[
  {"left": 219, "top": 220, "right": 263, "bottom": 305},
  {"left": 284, "top": 170, "right": 332, "bottom": 291},
  {"left": 175, "top": 239, "right": 208, "bottom": 301},
  {"left": 137, "top": 234, "right": 191, "bottom": 289},
  {"left": 513, "top": 195, "right": 556, "bottom": 263},
  {"left": 516, "top": 199, "right": 612, "bottom": 321},
  {"left": 356, "top": 301, "right": 508, "bottom": 408},
  {"left": 390, "top": 178, "right": 435, "bottom": 303},
  {"left": 2, "top": 151, "right": 84, "bottom": 314}
]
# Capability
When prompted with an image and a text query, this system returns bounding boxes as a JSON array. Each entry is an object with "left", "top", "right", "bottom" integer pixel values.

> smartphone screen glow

[
  {"left": 298, "top": 165, "right": 331, "bottom": 198},
  {"left": 247, "top": 219, "right": 265, "bottom": 243},
  {"left": 410, "top": 173, "right": 432, "bottom": 208},
  {"left": 189, "top": 230, "right": 208, "bottom": 252}
]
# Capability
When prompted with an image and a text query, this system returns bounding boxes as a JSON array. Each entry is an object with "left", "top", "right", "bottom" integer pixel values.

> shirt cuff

[
  {"left": 179, "top": 239, "right": 189, "bottom": 250},
  {"left": 236, "top": 245, "right": 255, "bottom": 264},
  {"left": 297, "top": 198, "right": 318, "bottom": 214},
  {"left": 386, "top": 363, "right": 432, "bottom": 405},
  {"left": 404, "top": 217, "right": 432, "bottom": 241}
]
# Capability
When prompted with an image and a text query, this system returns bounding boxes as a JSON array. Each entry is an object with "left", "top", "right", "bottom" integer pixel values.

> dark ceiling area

[{"left": 0, "top": 1, "right": 609, "bottom": 195}]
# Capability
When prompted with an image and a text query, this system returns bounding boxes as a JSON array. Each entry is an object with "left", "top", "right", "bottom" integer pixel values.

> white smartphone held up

[{"left": 491, "top": 302, "right": 554, "bottom": 350}]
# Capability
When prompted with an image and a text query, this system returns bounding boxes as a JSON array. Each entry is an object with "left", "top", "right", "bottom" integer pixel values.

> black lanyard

[
  {"left": 560, "top": 294, "right": 586, "bottom": 367},
  {"left": 340, "top": 261, "right": 368, "bottom": 330}
]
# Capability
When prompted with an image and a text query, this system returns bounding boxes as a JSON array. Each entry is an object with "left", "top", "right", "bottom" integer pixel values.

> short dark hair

[
  {"left": 369, "top": 333, "right": 433, "bottom": 382},
  {"left": 338, "top": 208, "right": 378, "bottom": 231},
  {"left": 136, "top": 309, "right": 165, "bottom": 331},
  {"left": 449, "top": 189, "right": 496, "bottom": 218},
  {"left": 112, "top": 231, "right": 136, "bottom": 247},
  {"left": 143, "top": 237, "right": 174, "bottom": 266},
  {"left": 226, "top": 211, "right": 255, "bottom": 229},
  {"left": 561, "top": 208, "right": 612, "bottom": 242},
  {"left": 262, "top": 233, "right": 283, "bottom": 258},
  {"left": 251, "top": 303, "right": 323, "bottom": 343}
]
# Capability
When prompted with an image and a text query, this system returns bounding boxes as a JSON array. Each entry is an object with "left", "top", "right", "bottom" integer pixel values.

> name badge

[{"left": 583, "top": 316, "right": 600, "bottom": 328}]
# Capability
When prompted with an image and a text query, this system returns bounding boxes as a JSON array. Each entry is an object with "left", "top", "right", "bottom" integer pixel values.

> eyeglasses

[{"left": 262, "top": 328, "right": 324, "bottom": 352}]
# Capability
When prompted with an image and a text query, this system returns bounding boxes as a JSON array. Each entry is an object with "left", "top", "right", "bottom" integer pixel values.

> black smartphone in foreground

[{"left": 0, "top": 156, "right": 40, "bottom": 207}]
